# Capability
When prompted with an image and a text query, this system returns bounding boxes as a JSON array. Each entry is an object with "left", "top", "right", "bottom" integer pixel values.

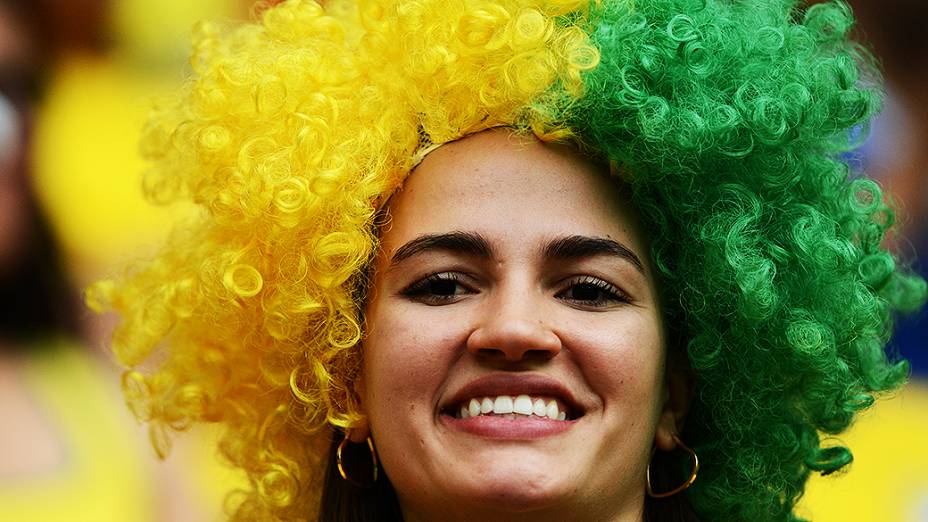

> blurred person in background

[
  {"left": 0, "top": 1, "right": 152, "bottom": 519},
  {"left": 0, "top": 0, "right": 76, "bottom": 341},
  {"left": 1, "top": 0, "right": 244, "bottom": 519},
  {"left": 798, "top": 1, "right": 928, "bottom": 520}
]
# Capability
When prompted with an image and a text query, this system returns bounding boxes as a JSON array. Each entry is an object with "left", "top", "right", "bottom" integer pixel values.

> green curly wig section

[
  {"left": 573, "top": 0, "right": 926, "bottom": 520},
  {"left": 88, "top": 0, "right": 926, "bottom": 521}
]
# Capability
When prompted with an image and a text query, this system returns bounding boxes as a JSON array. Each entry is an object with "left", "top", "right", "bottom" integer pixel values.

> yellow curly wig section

[{"left": 89, "top": 0, "right": 600, "bottom": 519}]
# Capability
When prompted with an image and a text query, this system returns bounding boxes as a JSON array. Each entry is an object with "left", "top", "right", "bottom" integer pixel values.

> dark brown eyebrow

[
  {"left": 390, "top": 231, "right": 494, "bottom": 265},
  {"left": 389, "top": 231, "right": 644, "bottom": 274},
  {"left": 542, "top": 235, "right": 645, "bottom": 274}
]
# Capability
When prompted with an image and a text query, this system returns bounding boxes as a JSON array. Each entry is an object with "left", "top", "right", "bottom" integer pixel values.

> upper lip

[{"left": 441, "top": 373, "right": 584, "bottom": 417}]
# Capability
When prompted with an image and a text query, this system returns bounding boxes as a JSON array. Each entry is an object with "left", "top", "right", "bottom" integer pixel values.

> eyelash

[
  {"left": 554, "top": 276, "right": 630, "bottom": 308},
  {"left": 401, "top": 272, "right": 474, "bottom": 305},
  {"left": 400, "top": 273, "right": 630, "bottom": 308}
]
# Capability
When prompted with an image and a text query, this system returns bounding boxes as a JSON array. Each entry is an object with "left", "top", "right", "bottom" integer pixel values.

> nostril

[
  {"left": 523, "top": 348, "right": 558, "bottom": 360},
  {"left": 473, "top": 347, "right": 559, "bottom": 362},
  {"left": 474, "top": 347, "right": 506, "bottom": 360},
  {"left": 466, "top": 317, "right": 562, "bottom": 361}
]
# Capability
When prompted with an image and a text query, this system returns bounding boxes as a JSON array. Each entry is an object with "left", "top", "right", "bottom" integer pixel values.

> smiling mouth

[{"left": 445, "top": 394, "right": 575, "bottom": 421}]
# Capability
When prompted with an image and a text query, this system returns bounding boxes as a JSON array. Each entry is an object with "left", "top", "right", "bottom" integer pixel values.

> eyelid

[
  {"left": 556, "top": 275, "right": 631, "bottom": 307},
  {"left": 399, "top": 271, "right": 477, "bottom": 304}
]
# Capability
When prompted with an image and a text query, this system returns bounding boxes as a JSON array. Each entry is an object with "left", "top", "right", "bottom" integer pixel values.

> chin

[{"left": 451, "top": 464, "right": 575, "bottom": 512}]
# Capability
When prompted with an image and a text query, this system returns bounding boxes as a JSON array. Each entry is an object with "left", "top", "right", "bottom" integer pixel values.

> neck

[{"left": 399, "top": 491, "right": 647, "bottom": 522}]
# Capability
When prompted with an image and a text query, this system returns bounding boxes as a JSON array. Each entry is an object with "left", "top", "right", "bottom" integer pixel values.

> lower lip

[{"left": 440, "top": 414, "right": 577, "bottom": 439}]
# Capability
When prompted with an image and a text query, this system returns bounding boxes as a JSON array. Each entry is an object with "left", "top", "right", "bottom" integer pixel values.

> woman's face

[{"left": 361, "top": 129, "right": 679, "bottom": 522}]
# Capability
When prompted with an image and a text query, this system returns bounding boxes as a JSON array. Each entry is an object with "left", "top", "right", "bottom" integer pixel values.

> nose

[{"left": 466, "top": 289, "right": 562, "bottom": 362}]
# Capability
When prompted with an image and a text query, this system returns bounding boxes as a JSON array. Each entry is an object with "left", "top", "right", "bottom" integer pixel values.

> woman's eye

[
  {"left": 401, "top": 273, "right": 473, "bottom": 304},
  {"left": 557, "top": 277, "right": 628, "bottom": 308}
]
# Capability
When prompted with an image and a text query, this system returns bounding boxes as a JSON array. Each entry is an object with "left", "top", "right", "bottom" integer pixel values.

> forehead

[{"left": 381, "top": 129, "right": 642, "bottom": 251}]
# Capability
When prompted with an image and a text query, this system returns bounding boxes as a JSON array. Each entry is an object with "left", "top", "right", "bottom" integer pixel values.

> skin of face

[{"left": 359, "top": 129, "right": 685, "bottom": 522}]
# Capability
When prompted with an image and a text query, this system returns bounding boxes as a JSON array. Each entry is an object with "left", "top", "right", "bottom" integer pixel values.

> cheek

[
  {"left": 360, "top": 303, "right": 466, "bottom": 486},
  {"left": 361, "top": 302, "right": 462, "bottom": 422},
  {"left": 564, "top": 309, "right": 666, "bottom": 409}
]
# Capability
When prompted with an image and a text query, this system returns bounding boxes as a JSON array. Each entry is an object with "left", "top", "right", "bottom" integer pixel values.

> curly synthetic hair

[
  {"left": 89, "top": 0, "right": 926, "bottom": 521},
  {"left": 573, "top": 0, "right": 925, "bottom": 519}
]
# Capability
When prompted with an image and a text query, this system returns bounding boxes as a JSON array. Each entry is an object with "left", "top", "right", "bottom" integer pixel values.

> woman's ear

[
  {"left": 655, "top": 350, "right": 694, "bottom": 451},
  {"left": 347, "top": 415, "right": 370, "bottom": 443},
  {"left": 347, "top": 373, "right": 370, "bottom": 443}
]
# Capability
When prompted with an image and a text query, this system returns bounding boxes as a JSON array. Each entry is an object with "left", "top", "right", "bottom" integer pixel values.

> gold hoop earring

[
  {"left": 646, "top": 434, "right": 699, "bottom": 498},
  {"left": 336, "top": 433, "right": 379, "bottom": 486}
]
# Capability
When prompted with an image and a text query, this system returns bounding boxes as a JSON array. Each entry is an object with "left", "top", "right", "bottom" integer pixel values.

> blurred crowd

[
  {"left": 0, "top": 1, "right": 251, "bottom": 520},
  {"left": 0, "top": 0, "right": 923, "bottom": 520}
]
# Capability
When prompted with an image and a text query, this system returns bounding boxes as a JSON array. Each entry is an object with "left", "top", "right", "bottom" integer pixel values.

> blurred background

[
  {"left": 0, "top": 0, "right": 923, "bottom": 520},
  {"left": 0, "top": 0, "right": 256, "bottom": 520}
]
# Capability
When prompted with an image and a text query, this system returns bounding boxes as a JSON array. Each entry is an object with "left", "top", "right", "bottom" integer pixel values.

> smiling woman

[
  {"left": 356, "top": 130, "right": 677, "bottom": 521},
  {"left": 90, "top": 1, "right": 926, "bottom": 521}
]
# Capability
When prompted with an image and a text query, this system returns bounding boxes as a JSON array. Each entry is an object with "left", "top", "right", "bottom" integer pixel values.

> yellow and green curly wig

[{"left": 90, "top": 0, "right": 927, "bottom": 520}]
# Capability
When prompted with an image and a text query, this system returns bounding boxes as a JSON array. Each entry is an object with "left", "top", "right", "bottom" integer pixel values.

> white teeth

[
  {"left": 532, "top": 398, "right": 547, "bottom": 417},
  {"left": 468, "top": 398, "right": 481, "bottom": 417},
  {"left": 493, "top": 396, "right": 514, "bottom": 414},
  {"left": 545, "top": 400, "right": 559, "bottom": 420},
  {"left": 513, "top": 395, "right": 533, "bottom": 415},
  {"left": 454, "top": 395, "right": 572, "bottom": 420}
]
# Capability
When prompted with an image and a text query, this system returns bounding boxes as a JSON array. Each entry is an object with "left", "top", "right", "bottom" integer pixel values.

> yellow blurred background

[{"left": 0, "top": 0, "right": 924, "bottom": 520}]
